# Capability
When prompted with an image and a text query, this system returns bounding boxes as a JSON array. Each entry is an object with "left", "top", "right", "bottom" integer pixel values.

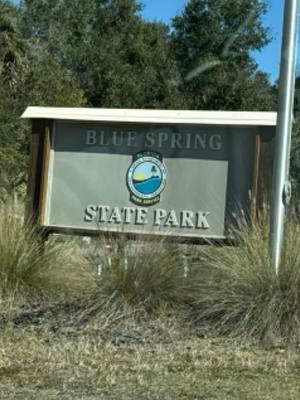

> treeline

[{"left": 0, "top": 0, "right": 299, "bottom": 200}]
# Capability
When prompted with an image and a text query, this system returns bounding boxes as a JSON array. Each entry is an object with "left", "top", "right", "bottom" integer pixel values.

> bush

[
  {"left": 81, "top": 236, "right": 196, "bottom": 314},
  {"left": 4, "top": 192, "right": 300, "bottom": 345},
  {"left": 191, "top": 220, "right": 300, "bottom": 344},
  {"left": 0, "top": 198, "right": 88, "bottom": 302}
]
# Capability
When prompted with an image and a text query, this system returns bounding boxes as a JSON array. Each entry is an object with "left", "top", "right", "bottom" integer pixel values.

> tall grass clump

[
  {"left": 82, "top": 236, "right": 194, "bottom": 315},
  {"left": 0, "top": 198, "right": 87, "bottom": 302},
  {"left": 192, "top": 218, "right": 300, "bottom": 344}
]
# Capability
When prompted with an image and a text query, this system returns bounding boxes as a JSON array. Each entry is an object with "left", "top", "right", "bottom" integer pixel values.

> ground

[{"left": 0, "top": 302, "right": 299, "bottom": 399}]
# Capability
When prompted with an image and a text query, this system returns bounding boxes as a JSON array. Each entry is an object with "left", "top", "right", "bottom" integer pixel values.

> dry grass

[
  {"left": 0, "top": 205, "right": 299, "bottom": 398},
  {"left": 0, "top": 198, "right": 90, "bottom": 303},
  {"left": 2, "top": 196, "right": 300, "bottom": 347},
  {"left": 191, "top": 220, "right": 300, "bottom": 344},
  {"left": 0, "top": 321, "right": 299, "bottom": 399},
  {"left": 80, "top": 236, "right": 197, "bottom": 316}
]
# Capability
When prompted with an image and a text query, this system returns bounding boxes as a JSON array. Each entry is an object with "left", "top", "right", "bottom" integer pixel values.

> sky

[{"left": 141, "top": 0, "right": 289, "bottom": 83}]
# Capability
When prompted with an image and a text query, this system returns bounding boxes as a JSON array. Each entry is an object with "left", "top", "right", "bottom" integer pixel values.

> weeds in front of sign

[
  {"left": 191, "top": 219, "right": 300, "bottom": 344},
  {"left": 80, "top": 236, "right": 198, "bottom": 316},
  {"left": 0, "top": 219, "right": 300, "bottom": 399},
  {"left": 75, "top": 219, "right": 300, "bottom": 345},
  {"left": 0, "top": 198, "right": 88, "bottom": 303},
  {"left": 2, "top": 194, "right": 300, "bottom": 346}
]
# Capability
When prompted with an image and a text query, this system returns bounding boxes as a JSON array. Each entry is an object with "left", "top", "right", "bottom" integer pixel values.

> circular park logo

[{"left": 127, "top": 151, "right": 167, "bottom": 206}]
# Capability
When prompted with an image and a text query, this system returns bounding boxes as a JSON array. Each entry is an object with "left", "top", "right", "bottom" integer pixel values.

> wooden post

[
  {"left": 38, "top": 124, "right": 51, "bottom": 226},
  {"left": 250, "top": 134, "right": 261, "bottom": 223},
  {"left": 25, "top": 119, "right": 52, "bottom": 243},
  {"left": 257, "top": 134, "right": 275, "bottom": 210},
  {"left": 25, "top": 120, "right": 45, "bottom": 222}
]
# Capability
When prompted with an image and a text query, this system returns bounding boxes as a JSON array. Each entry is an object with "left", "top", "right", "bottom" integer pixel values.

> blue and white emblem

[{"left": 127, "top": 151, "right": 167, "bottom": 206}]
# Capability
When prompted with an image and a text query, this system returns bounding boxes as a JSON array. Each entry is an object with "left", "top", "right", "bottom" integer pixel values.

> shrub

[
  {"left": 191, "top": 220, "right": 300, "bottom": 344},
  {"left": 81, "top": 236, "right": 196, "bottom": 314},
  {"left": 0, "top": 198, "right": 88, "bottom": 302}
]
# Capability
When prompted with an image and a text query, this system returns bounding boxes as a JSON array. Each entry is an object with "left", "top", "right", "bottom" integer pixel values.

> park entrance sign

[{"left": 22, "top": 107, "right": 277, "bottom": 240}]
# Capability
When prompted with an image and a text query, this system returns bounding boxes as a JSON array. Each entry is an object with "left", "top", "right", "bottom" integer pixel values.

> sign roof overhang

[{"left": 22, "top": 107, "right": 277, "bottom": 127}]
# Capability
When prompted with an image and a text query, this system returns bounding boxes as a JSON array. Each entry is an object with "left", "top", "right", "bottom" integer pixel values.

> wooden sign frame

[{"left": 23, "top": 108, "right": 277, "bottom": 242}]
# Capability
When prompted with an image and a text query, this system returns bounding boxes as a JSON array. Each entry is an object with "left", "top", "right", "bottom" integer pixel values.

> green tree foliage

[
  {"left": 0, "top": 1, "right": 85, "bottom": 193},
  {"left": 290, "top": 77, "right": 300, "bottom": 207},
  {"left": 0, "top": 1, "right": 27, "bottom": 87},
  {"left": 0, "top": 0, "right": 28, "bottom": 190},
  {"left": 171, "top": 0, "right": 275, "bottom": 110},
  {"left": 1, "top": 0, "right": 278, "bottom": 194},
  {"left": 20, "top": 0, "right": 184, "bottom": 108},
  {"left": 24, "top": 53, "right": 85, "bottom": 107}
]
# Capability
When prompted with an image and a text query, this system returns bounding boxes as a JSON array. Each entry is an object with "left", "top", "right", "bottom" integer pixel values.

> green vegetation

[
  {"left": 171, "top": 0, "right": 275, "bottom": 110},
  {"left": 2, "top": 0, "right": 300, "bottom": 203},
  {"left": 191, "top": 221, "right": 300, "bottom": 344},
  {"left": 291, "top": 77, "right": 300, "bottom": 206},
  {"left": 0, "top": 200, "right": 299, "bottom": 398},
  {"left": 82, "top": 238, "right": 194, "bottom": 314},
  {"left": 1, "top": 198, "right": 300, "bottom": 346},
  {"left": 1, "top": 1, "right": 300, "bottom": 397},
  {"left": 0, "top": 198, "right": 88, "bottom": 302},
  {"left": 4, "top": 0, "right": 300, "bottom": 203},
  {"left": 0, "top": 0, "right": 286, "bottom": 197}
]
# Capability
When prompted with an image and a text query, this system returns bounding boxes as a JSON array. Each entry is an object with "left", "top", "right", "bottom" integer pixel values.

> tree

[
  {"left": 0, "top": 1, "right": 28, "bottom": 88},
  {"left": 0, "top": 1, "right": 86, "bottom": 195},
  {"left": 151, "top": 165, "right": 158, "bottom": 176},
  {"left": 20, "top": 0, "right": 184, "bottom": 108},
  {"left": 1, "top": 0, "right": 280, "bottom": 196},
  {"left": 0, "top": 0, "right": 29, "bottom": 192},
  {"left": 290, "top": 77, "right": 300, "bottom": 207},
  {"left": 24, "top": 53, "right": 85, "bottom": 107},
  {"left": 171, "top": 0, "right": 275, "bottom": 111}
]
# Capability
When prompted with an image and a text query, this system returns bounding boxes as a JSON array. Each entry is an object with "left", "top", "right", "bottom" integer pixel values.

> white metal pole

[{"left": 270, "top": 0, "right": 299, "bottom": 273}]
